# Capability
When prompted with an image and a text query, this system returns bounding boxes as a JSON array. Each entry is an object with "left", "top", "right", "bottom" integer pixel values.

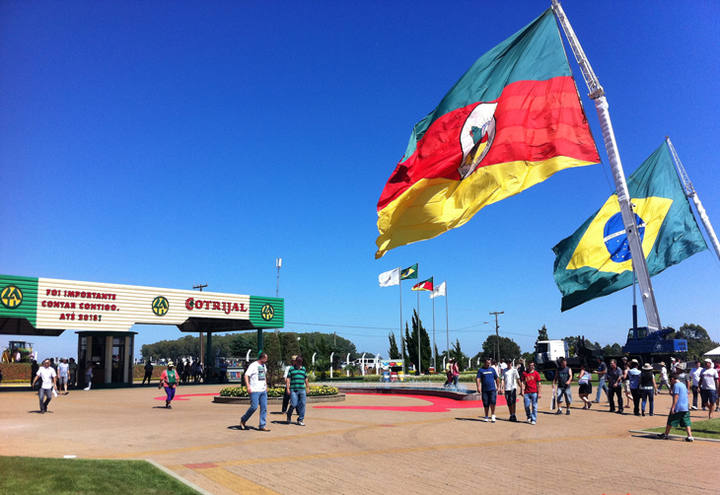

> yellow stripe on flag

[
  {"left": 566, "top": 195, "right": 673, "bottom": 274},
  {"left": 375, "top": 156, "right": 595, "bottom": 258}
]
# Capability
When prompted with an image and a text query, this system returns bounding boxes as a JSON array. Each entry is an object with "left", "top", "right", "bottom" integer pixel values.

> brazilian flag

[
  {"left": 553, "top": 141, "right": 707, "bottom": 311},
  {"left": 400, "top": 264, "right": 418, "bottom": 280}
]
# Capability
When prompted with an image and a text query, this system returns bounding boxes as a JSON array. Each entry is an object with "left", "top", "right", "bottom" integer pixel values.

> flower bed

[{"left": 219, "top": 385, "right": 338, "bottom": 398}]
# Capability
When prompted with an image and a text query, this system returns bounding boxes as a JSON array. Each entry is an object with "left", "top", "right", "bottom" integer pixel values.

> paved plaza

[{"left": 0, "top": 384, "right": 716, "bottom": 494}]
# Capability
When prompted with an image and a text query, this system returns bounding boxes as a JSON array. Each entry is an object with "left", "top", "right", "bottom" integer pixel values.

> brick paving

[{"left": 0, "top": 384, "right": 715, "bottom": 494}]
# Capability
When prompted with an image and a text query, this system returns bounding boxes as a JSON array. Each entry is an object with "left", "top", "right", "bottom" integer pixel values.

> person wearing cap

[
  {"left": 699, "top": 358, "right": 719, "bottom": 419},
  {"left": 657, "top": 372, "right": 693, "bottom": 442},
  {"left": 689, "top": 360, "right": 702, "bottom": 410},
  {"left": 639, "top": 363, "right": 657, "bottom": 416},
  {"left": 627, "top": 359, "right": 642, "bottom": 416},
  {"left": 657, "top": 361, "right": 670, "bottom": 394},
  {"left": 159, "top": 361, "right": 179, "bottom": 408}
]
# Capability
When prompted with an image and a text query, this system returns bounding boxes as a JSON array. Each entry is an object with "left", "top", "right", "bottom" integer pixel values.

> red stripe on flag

[{"left": 377, "top": 76, "right": 598, "bottom": 211}]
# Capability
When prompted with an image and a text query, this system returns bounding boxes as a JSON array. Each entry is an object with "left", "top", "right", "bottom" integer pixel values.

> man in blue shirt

[
  {"left": 658, "top": 372, "right": 693, "bottom": 442},
  {"left": 476, "top": 358, "right": 499, "bottom": 423}
]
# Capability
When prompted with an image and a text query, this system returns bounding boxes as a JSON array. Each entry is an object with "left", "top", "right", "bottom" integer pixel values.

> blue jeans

[
  {"left": 524, "top": 392, "right": 538, "bottom": 422},
  {"left": 241, "top": 391, "right": 267, "bottom": 428},
  {"left": 290, "top": 389, "right": 306, "bottom": 421},
  {"left": 595, "top": 375, "right": 607, "bottom": 401},
  {"left": 640, "top": 388, "right": 654, "bottom": 415}
]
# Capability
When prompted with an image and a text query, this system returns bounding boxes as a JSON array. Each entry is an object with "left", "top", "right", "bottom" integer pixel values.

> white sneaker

[
  {"left": 531, "top": 420, "right": 536, "bottom": 425},
  {"left": 691, "top": 406, "right": 698, "bottom": 410},
  {"left": 297, "top": 420, "right": 305, "bottom": 426},
  {"left": 491, "top": 415, "right": 496, "bottom": 423},
  {"left": 526, "top": 418, "right": 532, "bottom": 423},
  {"left": 483, "top": 416, "right": 489, "bottom": 422}
]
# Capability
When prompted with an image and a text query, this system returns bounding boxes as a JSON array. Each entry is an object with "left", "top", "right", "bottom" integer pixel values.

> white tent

[{"left": 703, "top": 345, "right": 720, "bottom": 357}]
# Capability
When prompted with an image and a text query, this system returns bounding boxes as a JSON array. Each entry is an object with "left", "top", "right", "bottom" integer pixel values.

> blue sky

[{"left": 2, "top": 1, "right": 719, "bottom": 360}]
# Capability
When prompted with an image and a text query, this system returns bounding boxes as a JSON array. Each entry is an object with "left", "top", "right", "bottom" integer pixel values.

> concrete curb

[
  {"left": 144, "top": 458, "right": 213, "bottom": 495},
  {"left": 335, "top": 386, "right": 480, "bottom": 401},
  {"left": 628, "top": 429, "right": 720, "bottom": 443},
  {"left": 213, "top": 393, "right": 346, "bottom": 404}
]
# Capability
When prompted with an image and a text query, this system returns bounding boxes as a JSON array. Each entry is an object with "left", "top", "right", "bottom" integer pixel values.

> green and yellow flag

[
  {"left": 400, "top": 264, "right": 418, "bottom": 280},
  {"left": 553, "top": 141, "right": 707, "bottom": 311}
]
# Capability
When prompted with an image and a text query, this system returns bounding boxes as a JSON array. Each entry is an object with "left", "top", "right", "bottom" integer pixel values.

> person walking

[
  {"left": 286, "top": 356, "right": 309, "bottom": 426},
  {"left": 657, "top": 362, "right": 670, "bottom": 394},
  {"left": 142, "top": 360, "right": 154, "bottom": 385},
  {"left": 657, "top": 372, "right": 693, "bottom": 442},
  {"left": 30, "top": 359, "right": 39, "bottom": 388},
  {"left": 577, "top": 365, "right": 592, "bottom": 409},
  {"left": 593, "top": 357, "right": 608, "bottom": 403},
  {"left": 689, "top": 360, "right": 702, "bottom": 410},
  {"left": 476, "top": 358, "right": 499, "bottom": 423},
  {"left": 521, "top": 361, "right": 541, "bottom": 425},
  {"left": 68, "top": 357, "right": 78, "bottom": 389},
  {"left": 451, "top": 359, "right": 460, "bottom": 389},
  {"left": 57, "top": 358, "right": 69, "bottom": 395},
  {"left": 281, "top": 355, "right": 297, "bottom": 415},
  {"left": 553, "top": 358, "right": 573, "bottom": 415},
  {"left": 83, "top": 362, "right": 93, "bottom": 390},
  {"left": 158, "top": 361, "right": 179, "bottom": 408},
  {"left": 639, "top": 363, "right": 657, "bottom": 416},
  {"left": 627, "top": 359, "right": 642, "bottom": 416},
  {"left": 32, "top": 359, "right": 57, "bottom": 413},
  {"left": 501, "top": 361, "right": 521, "bottom": 422},
  {"left": 699, "top": 358, "right": 719, "bottom": 419},
  {"left": 240, "top": 353, "right": 270, "bottom": 431},
  {"left": 621, "top": 357, "right": 632, "bottom": 405},
  {"left": 606, "top": 359, "right": 624, "bottom": 413}
]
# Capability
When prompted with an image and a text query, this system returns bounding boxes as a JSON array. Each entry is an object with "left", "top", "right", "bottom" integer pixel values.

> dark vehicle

[{"left": 622, "top": 327, "right": 688, "bottom": 364}]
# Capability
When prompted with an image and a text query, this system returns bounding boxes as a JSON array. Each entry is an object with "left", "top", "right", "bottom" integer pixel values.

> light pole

[
  {"left": 275, "top": 257, "right": 282, "bottom": 297},
  {"left": 489, "top": 311, "right": 504, "bottom": 363},
  {"left": 193, "top": 283, "right": 208, "bottom": 366}
]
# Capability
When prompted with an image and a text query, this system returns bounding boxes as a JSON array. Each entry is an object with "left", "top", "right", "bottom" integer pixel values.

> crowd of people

[{"left": 471, "top": 355, "right": 719, "bottom": 442}]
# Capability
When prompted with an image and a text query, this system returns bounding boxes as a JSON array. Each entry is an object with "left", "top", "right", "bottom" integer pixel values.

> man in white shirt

[
  {"left": 699, "top": 358, "right": 719, "bottom": 419},
  {"left": 501, "top": 363, "right": 521, "bottom": 422},
  {"left": 31, "top": 359, "right": 57, "bottom": 413},
  {"left": 240, "top": 353, "right": 270, "bottom": 431},
  {"left": 690, "top": 360, "right": 702, "bottom": 410}
]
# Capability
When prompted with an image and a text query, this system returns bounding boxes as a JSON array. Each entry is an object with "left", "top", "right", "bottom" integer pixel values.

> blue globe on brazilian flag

[{"left": 553, "top": 141, "right": 707, "bottom": 311}]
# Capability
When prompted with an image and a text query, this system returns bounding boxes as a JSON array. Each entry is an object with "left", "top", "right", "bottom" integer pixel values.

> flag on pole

[
  {"left": 553, "top": 141, "right": 707, "bottom": 311},
  {"left": 412, "top": 277, "right": 434, "bottom": 292},
  {"left": 378, "top": 267, "right": 401, "bottom": 287},
  {"left": 400, "top": 264, "right": 418, "bottom": 280},
  {"left": 430, "top": 281, "right": 446, "bottom": 299},
  {"left": 375, "top": 9, "right": 599, "bottom": 259}
]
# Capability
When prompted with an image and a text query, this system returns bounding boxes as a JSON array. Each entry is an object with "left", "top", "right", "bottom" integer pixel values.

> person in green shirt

[{"left": 286, "top": 356, "right": 309, "bottom": 426}]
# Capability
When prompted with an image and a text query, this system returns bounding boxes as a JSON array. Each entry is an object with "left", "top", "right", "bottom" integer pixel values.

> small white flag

[
  {"left": 430, "top": 281, "right": 446, "bottom": 299},
  {"left": 378, "top": 267, "right": 401, "bottom": 287}
]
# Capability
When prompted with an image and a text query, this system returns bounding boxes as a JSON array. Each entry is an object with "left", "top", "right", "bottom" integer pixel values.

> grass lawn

[
  {"left": 644, "top": 417, "right": 720, "bottom": 440},
  {"left": 0, "top": 456, "right": 199, "bottom": 495}
]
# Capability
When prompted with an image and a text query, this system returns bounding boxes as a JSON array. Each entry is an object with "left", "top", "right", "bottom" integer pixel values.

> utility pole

[
  {"left": 193, "top": 283, "right": 208, "bottom": 367},
  {"left": 489, "top": 311, "right": 504, "bottom": 363}
]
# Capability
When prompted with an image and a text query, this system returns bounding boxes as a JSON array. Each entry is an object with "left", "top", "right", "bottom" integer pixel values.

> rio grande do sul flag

[
  {"left": 553, "top": 141, "right": 707, "bottom": 311},
  {"left": 375, "top": 9, "right": 599, "bottom": 259},
  {"left": 411, "top": 277, "right": 434, "bottom": 292}
]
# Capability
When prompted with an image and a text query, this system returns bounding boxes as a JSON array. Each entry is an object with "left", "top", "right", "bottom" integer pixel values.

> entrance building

[{"left": 0, "top": 274, "right": 283, "bottom": 386}]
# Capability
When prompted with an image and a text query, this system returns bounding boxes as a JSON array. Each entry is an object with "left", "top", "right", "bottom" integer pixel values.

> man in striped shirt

[{"left": 286, "top": 356, "right": 309, "bottom": 426}]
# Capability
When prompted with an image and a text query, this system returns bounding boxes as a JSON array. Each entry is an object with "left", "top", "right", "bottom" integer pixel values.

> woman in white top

[{"left": 577, "top": 365, "right": 593, "bottom": 409}]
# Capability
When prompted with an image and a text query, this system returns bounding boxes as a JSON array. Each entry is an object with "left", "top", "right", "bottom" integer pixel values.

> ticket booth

[{"left": 76, "top": 331, "right": 136, "bottom": 387}]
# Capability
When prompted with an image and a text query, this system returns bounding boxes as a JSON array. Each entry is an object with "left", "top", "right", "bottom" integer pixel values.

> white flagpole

[
  {"left": 432, "top": 294, "right": 436, "bottom": 372},
  {"left": 552, "top": 0, "right": 662, "bottom": 331},
  {"left": 666, "top": 137, "right": 720, "bottom": 262},
  {"left": 445, "top": 284, "right": 450, "bottom": 360},
  {"left": 417, "top": 290, "right": 421, "bottom": 375},
  {"left": 399, "top": 278, "right": 406, "bottom": 375}
]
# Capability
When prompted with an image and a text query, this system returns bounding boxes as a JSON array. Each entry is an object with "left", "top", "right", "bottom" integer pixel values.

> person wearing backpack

[{"left": 159, "top": 361, "right": 179, "bottom": 409}]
